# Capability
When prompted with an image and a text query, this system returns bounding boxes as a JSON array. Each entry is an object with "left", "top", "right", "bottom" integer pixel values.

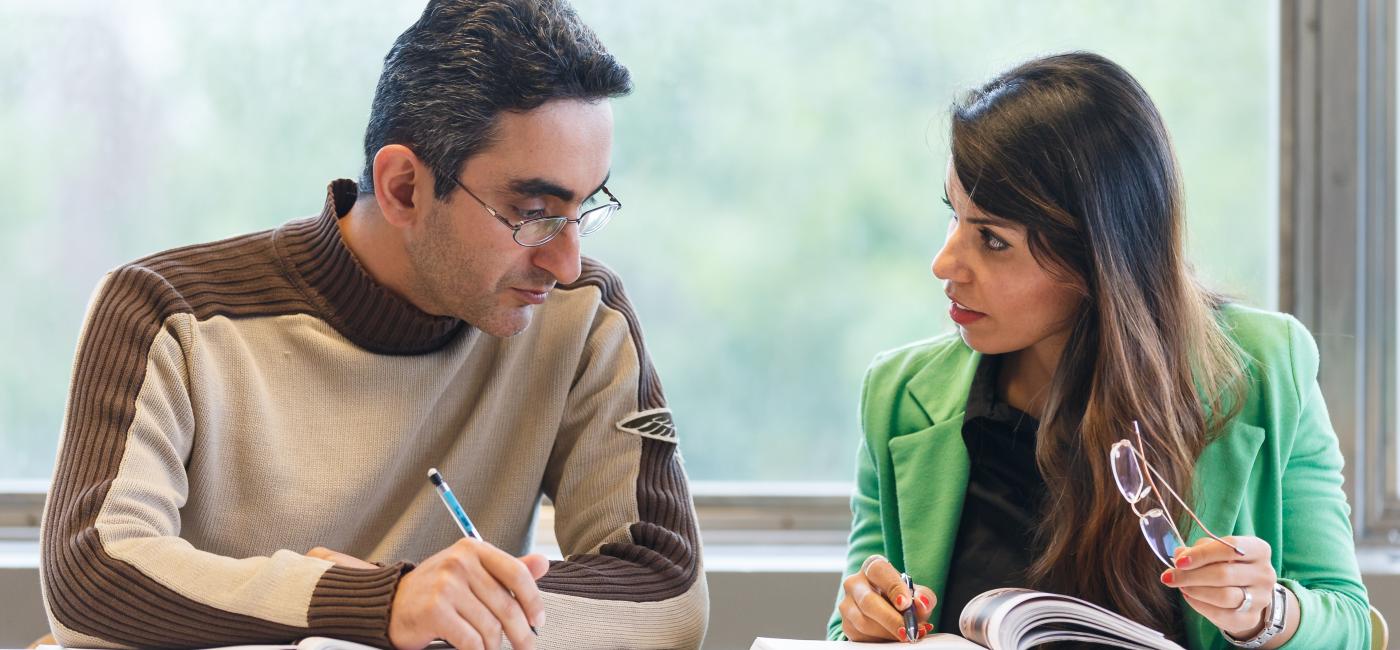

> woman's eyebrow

[
  {"left": 965, "top": 214, "right": 1012, "bottom": 227},
  {"left": 942, "top": 186, "right": 1012, "bottom": 227}
]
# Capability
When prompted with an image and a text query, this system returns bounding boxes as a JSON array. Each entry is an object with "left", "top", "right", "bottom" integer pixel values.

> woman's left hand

[{"left": 1164, "top": 535, "right": 1294, "bottom": 644}]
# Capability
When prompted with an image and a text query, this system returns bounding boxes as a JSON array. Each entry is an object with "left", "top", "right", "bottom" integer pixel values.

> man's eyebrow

[{"left": 506, "top": 171, "right": 611, "bottom": 202}]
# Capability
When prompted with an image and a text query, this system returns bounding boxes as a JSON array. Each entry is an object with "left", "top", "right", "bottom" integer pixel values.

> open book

[{"left": 752, "top": 587, "right": 1185, "bottom": 650}]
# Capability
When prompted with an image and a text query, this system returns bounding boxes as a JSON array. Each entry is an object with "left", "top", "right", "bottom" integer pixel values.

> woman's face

[{"left": 932, "top": 160, "right": 1083, "bottom": 357}]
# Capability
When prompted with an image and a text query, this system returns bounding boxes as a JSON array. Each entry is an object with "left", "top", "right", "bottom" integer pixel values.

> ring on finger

[{"left": 1233, "top": 586, "right": 1252, "bottom": 613}]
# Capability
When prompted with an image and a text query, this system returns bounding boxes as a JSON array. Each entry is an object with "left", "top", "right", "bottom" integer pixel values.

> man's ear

[{"left": 371, "top": 144, "right": 438, "bottom": 228}]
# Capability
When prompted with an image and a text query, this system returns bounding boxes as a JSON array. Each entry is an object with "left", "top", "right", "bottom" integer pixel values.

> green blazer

[{"left": 827, "top": 304, "right": 1372, "bottom": 649}]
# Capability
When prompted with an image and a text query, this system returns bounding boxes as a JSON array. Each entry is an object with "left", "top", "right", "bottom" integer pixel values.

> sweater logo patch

[{"left": 617, "top": 408, "right": 677, "bottom": 443}]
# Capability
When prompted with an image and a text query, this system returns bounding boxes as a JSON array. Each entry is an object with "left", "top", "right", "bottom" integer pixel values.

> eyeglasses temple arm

[{"left": 1132, "top": 422, "right": 1245, "bottom": 557}]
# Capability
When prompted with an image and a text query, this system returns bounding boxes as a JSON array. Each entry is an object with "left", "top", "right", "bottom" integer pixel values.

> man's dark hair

[{"left": 360, "top": 0, "right": 632, "bottom": 197}]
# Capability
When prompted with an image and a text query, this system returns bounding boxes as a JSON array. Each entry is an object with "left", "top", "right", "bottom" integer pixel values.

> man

[{"left": 38, "top": 1, "right": 706, "bottom": 649}]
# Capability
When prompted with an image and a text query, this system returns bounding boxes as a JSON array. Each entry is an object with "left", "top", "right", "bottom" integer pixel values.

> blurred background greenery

[{"left": 0, "top": 0, "right": 1275, "bottom": 481}]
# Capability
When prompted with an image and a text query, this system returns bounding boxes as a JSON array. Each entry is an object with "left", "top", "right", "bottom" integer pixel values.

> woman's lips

[{"left": 949, "top": 301, "right": 987, "bottom": 325}]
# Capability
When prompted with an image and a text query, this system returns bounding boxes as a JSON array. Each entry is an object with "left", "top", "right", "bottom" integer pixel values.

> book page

[
  {"left": 958, "top": 588, "right": 1185, "bottom": 650},
  {"left": 750, "top": 634, "right": 985, "bottom": 649},
  {"left": 295, "top": 638, "right": 384, "bottom": 650},
  {"left": 36, "top": 646, "right": 296, "bottom": 650},
  {"left": 38, "top": 640, "right": 355, "bottom": 650}
]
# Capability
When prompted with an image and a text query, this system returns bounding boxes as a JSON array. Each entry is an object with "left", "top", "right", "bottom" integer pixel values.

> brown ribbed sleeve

[
  {"left": 42, "top": 246, "right": 412, "bottom": 647},
  {"left": 46, "top": 264, "right": 295, "bottom": 647},
  {"left": 536, "top": 260, "right": 702, "bottom": 602}
]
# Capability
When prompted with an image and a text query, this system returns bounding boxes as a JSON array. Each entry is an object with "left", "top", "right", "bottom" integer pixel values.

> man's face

[{"left": 405, "top": 99, "right": 614, "bottom": 337}]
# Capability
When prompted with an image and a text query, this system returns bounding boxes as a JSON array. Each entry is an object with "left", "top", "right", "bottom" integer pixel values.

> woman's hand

[
  {"left": 1165, "top": 536, "right": 1298, "bottom": 648},
  {"left": 839, "top": 555, "right": 937, "bottom": 642}
]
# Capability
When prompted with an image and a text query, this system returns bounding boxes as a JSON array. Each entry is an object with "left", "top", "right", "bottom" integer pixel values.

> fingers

[
  {"left": 912, "top": 584, "right": 937, "bottom": 623},
  {"left": 1166, "top": 549, "right": 1275, "bottom": 594},
  {"left": 451, "top": 587, "right": 506, "bottom": 650},
  {"left": 1175, "top": 536, "right": 1266, "bottom": 569},
  {"left": 1166, "top": 562, "right": 1268, "bottom": 589},
  {"left": 388, "top": 541, "right": 545, "bottom": 650},
  {"left": 389, "top": 577, "right": 481, "bottom": 650},
  {"left": 1165, "top": 537, "right": 1279, "bottom": 640},
  {"left": 861, "top": 555, "right": 913, "bottom": 612},
  {"left": 839, "top": 593, "right": 891, "bottom": 641},
  {"left": 474, "top": 542, "right": 546, "bottom": 630},
  {"left": 1179, "top": 584, "right": 1251, "bottom": 611},
  {"left": 305, "top": 546, "right": 378, "bottom": 569},
  {"left": 467, "top": 566, "right": 537, "bottom": 650},
  {"left": 842, "top": 572, "right": 903, "bottom": 641},
  {"left": 520, "top": 553, "right": 551, "bottom": 580},
  {"left": 435, "top": 609, "right": 487, "bottom": 650},
  {"left": 1181, "top": 590, "right": 1267, "bottom": 638}
]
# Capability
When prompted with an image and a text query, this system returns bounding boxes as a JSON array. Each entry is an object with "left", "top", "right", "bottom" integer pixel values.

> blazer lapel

[
  {"left": 889, "top": 418, "right": 969, "bottom": 622},
  {"left": 1182, "top": 420, "right": 1267, "bottom": 649},
  {"left": 888, "top": 343, "right": 980, "bottom": 624},
  {"left": 1185, "top": 420, "right": 1266, "bottom": 544}
]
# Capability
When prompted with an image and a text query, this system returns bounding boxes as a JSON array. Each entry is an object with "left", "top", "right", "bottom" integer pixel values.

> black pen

[{"left": 901, "top": 572, "right": 918, "bottom": 642}]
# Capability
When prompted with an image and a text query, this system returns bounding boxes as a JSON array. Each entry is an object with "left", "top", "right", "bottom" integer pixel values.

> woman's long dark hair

[{"left": 949, "top": 52, "right": 1247, "bottom": 638}]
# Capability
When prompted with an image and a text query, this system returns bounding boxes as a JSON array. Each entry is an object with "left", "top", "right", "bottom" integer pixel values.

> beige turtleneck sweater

[{"left": 39, "top": 179, "right": 707, "bottom": 649}]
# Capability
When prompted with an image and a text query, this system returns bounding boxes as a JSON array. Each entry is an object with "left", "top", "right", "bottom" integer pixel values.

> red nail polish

[
  {"left": 919, "top": 594, "right": 931, "bottom": 609},
  {"left": 894, "top": 595, "right": 908, "bottom": 609},
  {"left": 922, "top": 623, "right": 934, "bottom": 634},
  {"left": 897, "top": 627, "right": 907, "bottom": 641},
  {"left": 1176, "top": 555, "right": 1192, "bottom": 569},
  {"left": 1161, "top": 570, "right": 1174, "bottom": 585}
]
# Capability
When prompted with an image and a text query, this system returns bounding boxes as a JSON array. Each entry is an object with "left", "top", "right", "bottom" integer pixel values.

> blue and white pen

[
  {"left": 427, "top": 467, "right": 482, "bottom": 541},
  {"left": 428, "top": 468, "right": 538, "bottom": 637}
]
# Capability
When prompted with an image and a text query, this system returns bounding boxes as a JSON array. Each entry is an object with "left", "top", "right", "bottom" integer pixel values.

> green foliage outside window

[{"left": 0, "top": 1, "right": 1274, "bottom": 481}]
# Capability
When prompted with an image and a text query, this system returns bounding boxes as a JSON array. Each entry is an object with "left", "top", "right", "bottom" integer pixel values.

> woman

[{"left": 829, "top": 52, "right": 1371, "bottom": 648}]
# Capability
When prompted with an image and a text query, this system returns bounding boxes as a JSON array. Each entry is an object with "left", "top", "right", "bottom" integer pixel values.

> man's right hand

[
  {"left": 839, "top": 555, "right": 936, "bottom": 642},
  {"left": 388, "top": 538, "right": 550, "bottom": 650}
]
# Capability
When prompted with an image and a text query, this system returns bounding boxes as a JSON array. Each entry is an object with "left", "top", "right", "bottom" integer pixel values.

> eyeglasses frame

[
  {"left": 451, "top": 176, "right": 622, "bottom": 248},
  {"left": 1113, "top": 420, "right": 1245, "bottom": 565}
]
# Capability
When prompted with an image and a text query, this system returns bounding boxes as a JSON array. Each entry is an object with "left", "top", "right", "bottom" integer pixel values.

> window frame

[{"left": 1280, "top": 0, "right": 1400, "bottom": 551}]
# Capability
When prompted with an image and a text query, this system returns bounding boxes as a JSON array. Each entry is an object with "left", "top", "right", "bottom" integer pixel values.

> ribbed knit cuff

[{"left": 306, "top": 562, "right": 411, "bottom": 648}]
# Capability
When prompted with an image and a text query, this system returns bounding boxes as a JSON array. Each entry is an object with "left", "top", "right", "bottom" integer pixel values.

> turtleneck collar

[{"left": 274, "top": 179, "right": 466, "bottom": 355}]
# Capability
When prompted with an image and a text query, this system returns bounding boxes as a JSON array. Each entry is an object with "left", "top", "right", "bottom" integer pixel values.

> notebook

[{"left": 38, "top": 638, "right": 402, "bottom": 650}]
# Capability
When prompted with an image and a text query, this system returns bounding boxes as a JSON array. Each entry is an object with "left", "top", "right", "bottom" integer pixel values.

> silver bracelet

[{"left": 1223, "top": 582, "right": 1288, "bottom": 648}]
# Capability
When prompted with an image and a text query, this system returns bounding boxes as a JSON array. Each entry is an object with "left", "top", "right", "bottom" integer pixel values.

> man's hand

[
  {"left": 387, "top": 538, "right": 550, "bottom": 650},
  {"left": 306, "top": 546, "right": 379, "bottom": 569}
]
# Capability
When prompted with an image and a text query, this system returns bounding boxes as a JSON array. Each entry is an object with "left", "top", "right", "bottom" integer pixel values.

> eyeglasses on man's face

[
  {"left": 1110, "top": 420, "right": 1244, "bottom": 567},
  {"left": 451, "top": 176, "right": 621, "bottom": 247}
]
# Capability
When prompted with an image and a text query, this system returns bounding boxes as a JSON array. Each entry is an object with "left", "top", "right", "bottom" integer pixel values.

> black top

[{"left": 937, "top": 354, "right": 1047, "bottom": 635}]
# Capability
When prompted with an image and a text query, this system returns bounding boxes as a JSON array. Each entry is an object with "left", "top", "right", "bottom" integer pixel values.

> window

[
  {"left": 1, "top": 1, "right": 1277, "bottom": 485},
  {"left": 1280, "top": 0, "right": 1397, "bottom": 550}
]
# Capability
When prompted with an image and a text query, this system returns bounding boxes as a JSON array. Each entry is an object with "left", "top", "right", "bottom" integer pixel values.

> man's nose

[{"left": 532, "top": 222, "right": 582, "bottom": 285}]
